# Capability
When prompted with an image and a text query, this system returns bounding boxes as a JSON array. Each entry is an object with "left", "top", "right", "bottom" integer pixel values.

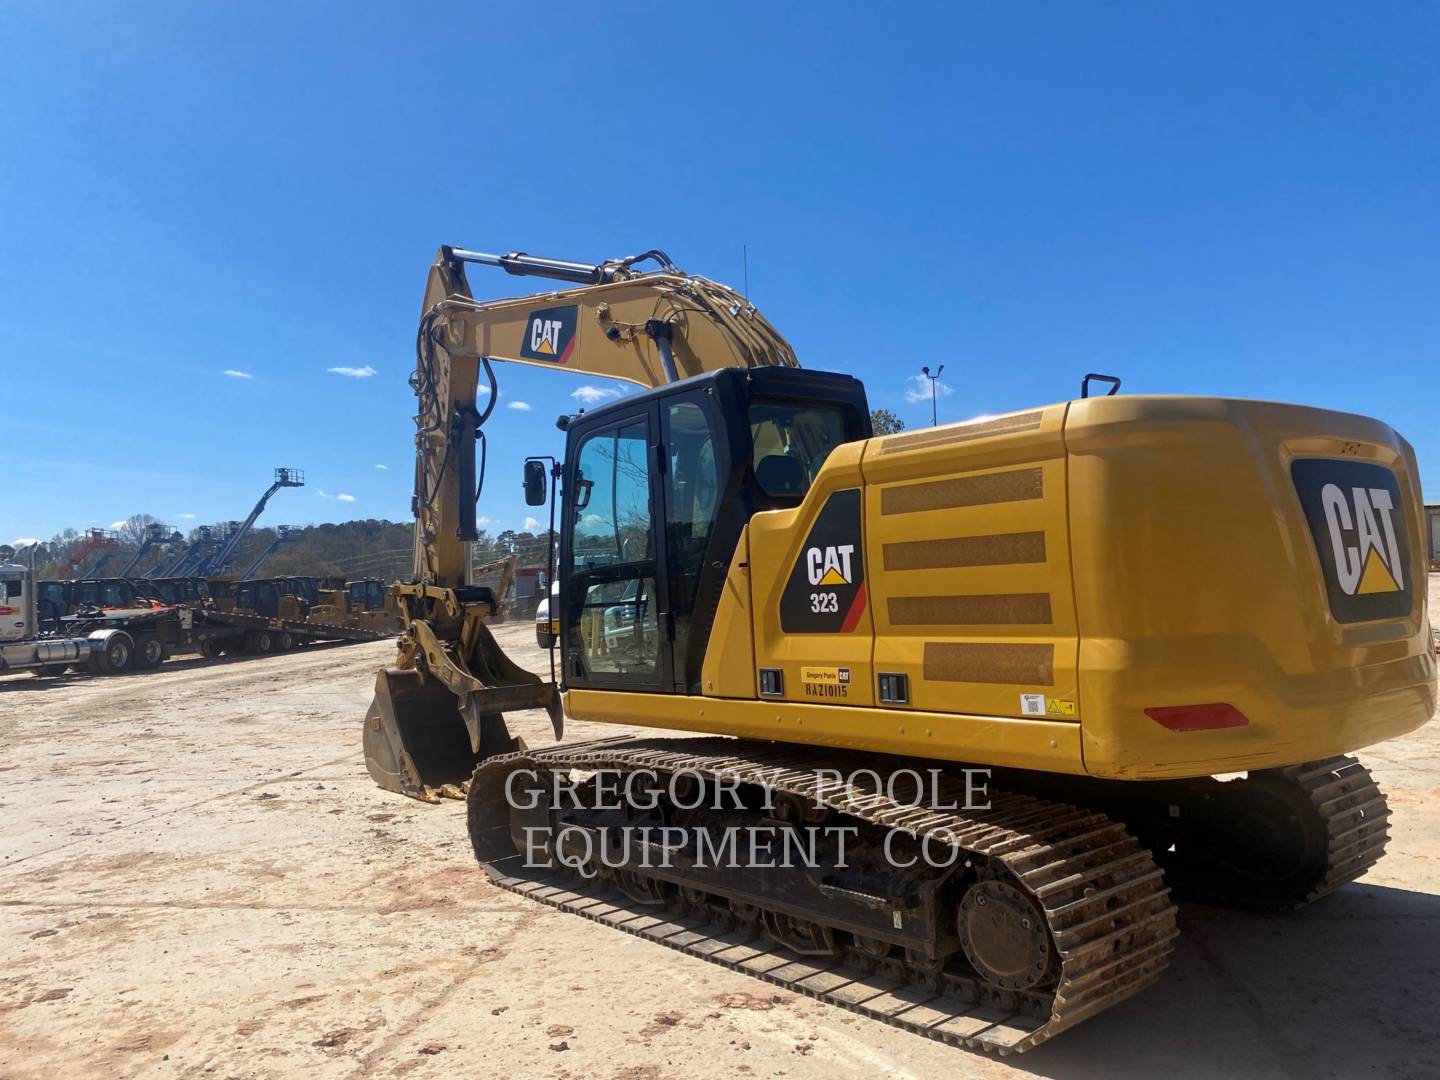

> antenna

[{"left": 742, "top": 244, "right": 749, "bottom": 300}]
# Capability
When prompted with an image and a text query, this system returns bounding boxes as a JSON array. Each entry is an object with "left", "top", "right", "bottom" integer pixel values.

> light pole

[{"left": 921, "top": 364, "right": 945, "bottom": 426}]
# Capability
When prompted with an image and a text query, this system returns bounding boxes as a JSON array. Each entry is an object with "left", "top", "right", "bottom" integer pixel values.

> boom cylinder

[{"left": 448, "top": 249, "right": 606, "bottom": 285}]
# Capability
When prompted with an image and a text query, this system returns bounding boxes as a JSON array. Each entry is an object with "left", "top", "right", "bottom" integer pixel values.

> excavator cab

[{"left": 558, "top": 366, "right": 870, "bottom": 695}]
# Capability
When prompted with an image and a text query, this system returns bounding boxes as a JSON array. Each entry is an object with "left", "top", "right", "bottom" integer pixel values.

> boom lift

[
  {"left": 240, "top": 525, "right": 300, "bottom": 580},
  {"left": 158, "top": 525, "right": 219, "bottom": 577},
  {"left": 197, "top": 468, "right": 305, "bottom": 576},
  {"left": 115, "top": 523, "right": 177, "bottom": 578},
  {"left": 55, "top": 529, "right": 121, "bottom": 578},
  {"left": 83, "top": 550, "right": 120, "bottom": 579},
  {"left": 143, "top": 533, "right": 187, "bottom": 577},
  {"left": 363, "top": 246, "right": 1435, "bottom": 1053}
]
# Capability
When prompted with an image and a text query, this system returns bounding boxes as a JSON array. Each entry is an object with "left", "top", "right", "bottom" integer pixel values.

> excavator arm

[{"left": 365, "top": 246, "right": 798, "bottom": 801}]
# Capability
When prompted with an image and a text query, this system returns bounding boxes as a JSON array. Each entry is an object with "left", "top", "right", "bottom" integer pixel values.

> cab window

[
  {"left": 568, "top": 419, "right": 660, "bottom": 679},
  {"left": 749, "top": 402, "right": 848, "bottom": 499}
]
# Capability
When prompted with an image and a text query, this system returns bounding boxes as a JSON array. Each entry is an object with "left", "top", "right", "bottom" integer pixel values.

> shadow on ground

[{"left": 1014, "top": 883, "right": 1440, "bottom": 1079}]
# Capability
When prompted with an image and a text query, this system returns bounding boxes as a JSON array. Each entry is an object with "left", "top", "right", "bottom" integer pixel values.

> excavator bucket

[{"left": 363, "top": 667, "right": 524, "bottom": 803}]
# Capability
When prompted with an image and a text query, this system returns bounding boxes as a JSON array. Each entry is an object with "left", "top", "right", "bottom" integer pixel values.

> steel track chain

[
  {"left": 1282, "top": 754, "right": 1391, "bottom": 906},
  {"left": 468, "top": 736, "right": 1179, "bottom": 1054}
]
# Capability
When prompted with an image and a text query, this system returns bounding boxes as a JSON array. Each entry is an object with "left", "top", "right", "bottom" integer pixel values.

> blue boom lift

[
  {"left": 196, "top": 468, "right": 305, "bottom": 576},
  {"left": 240, "top": 525, "right": 301, "bottom": 580}
]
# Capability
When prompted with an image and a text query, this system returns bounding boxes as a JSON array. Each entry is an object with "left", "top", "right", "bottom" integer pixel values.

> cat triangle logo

[
  {"left": 1293, "top": 459, "right": 1411, "bottom": 624},
  {"left": 520, "top": 307, "right": 577, "bottom": 363},
  {"left": 1319, "top": 482, "right": 1405, "bottom": 597},
  {"left": 806, "top": 544, "right": 854, "bottom": 587},
  {"left": 531, "top": 318, "right": 561, "bottom": 355},
  {"left": 1355, "top": 546, "right": 1400, "bottom": 594}
]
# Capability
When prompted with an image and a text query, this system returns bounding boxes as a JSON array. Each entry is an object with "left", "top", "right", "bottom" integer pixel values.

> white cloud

[
  {"left": 326, "top": 365, "right": 377, "bottom": 378},
  {"left": 374, "top": 464, "right": 388, "bottom": 470},
  {"left": 11, "top": 537, "right": 39, "bottom": 546},
  {"left": 522, "top": 516, "right": 542, "bottom": 532},
  {"left": 176, "top": 513, "right": 197, "bottom": 520},
  {"left": 336, "top": 493, "right": 356, "bottom": 503},
  {"left": 571, "top": 385, "right": 621, "bottom": 406},
  {"left": 477, "top": 383, "right": 491, "bottom": 396},
  {"left": 507, "top": 400, "right": 533, "bottom": 412},
  {"left": 109, "top": 520, "right": 128, "bottom": 530},
  {"left": 476, "top": 516, "right": 492, "bottom": 526},
  {"left": 904, "top": 373, "right": 955, "bottom": 404},
  {"left": 224, "top": 369, "right": 253, "bottom": 380}
]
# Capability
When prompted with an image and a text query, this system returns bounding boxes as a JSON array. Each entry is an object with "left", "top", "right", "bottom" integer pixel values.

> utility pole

[{"left": 921, "top": 364, "right": 945, "bottom": 426}]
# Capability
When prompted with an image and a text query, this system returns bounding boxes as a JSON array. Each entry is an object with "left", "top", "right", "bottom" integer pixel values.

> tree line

[{"left": 30, "top": 517, "right": 555, "bottom": 583}]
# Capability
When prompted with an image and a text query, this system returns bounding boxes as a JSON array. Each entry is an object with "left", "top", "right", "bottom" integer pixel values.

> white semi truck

[{"left": 0, "top": 558, "right": 137, "bottom": 676}]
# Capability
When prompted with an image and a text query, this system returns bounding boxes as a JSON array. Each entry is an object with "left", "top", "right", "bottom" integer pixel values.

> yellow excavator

[{"left": 364, "top": 246, "right": 1435, "bottom": 1054}]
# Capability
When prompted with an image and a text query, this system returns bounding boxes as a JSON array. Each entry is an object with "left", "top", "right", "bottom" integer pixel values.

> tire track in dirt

[
  {"left": 0, "top": 752, "right": 360, "bottom": 872},
  {"left": 346, "top": 907, "right": 547, "bottom": 1078}
]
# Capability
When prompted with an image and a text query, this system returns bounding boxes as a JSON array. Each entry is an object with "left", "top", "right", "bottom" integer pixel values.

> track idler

[{"left": 1155, "top": 755, "right": 1391, "bottom": 911}]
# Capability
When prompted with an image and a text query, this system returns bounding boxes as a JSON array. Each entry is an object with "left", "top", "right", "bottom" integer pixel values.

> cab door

[
  {"left": 1, "top": 574, "right": 27, "bottom": 641},
  {"left": 561, "top": 408, "right": 671, "bottom": 692},
  {"left": 658, "top": 390, "right": 729, "bottom": 692}
]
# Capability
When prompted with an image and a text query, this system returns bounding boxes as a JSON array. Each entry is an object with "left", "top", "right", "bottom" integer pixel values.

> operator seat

[{"left": 755, "top": 454, "right": 809, "bottom": 498}]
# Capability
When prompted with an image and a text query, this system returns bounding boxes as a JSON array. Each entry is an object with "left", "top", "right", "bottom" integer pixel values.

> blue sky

[{"left": 3, "top": 3, "right": 1437, "bottom": 545}]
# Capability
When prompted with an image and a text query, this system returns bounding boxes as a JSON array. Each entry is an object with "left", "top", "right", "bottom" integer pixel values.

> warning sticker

[{"left": 1021, "top": 694, "right": 1077, "bottom": 718}]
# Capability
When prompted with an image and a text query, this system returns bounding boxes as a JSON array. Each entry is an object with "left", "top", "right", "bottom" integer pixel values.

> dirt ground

[{"left": 3, "top": 591, "right": 1439, "bottom": 1080}]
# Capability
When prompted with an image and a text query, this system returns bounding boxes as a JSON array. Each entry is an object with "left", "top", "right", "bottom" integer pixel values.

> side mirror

[{"left": 523, "top": 459, "right": 548, "bottom": 506}]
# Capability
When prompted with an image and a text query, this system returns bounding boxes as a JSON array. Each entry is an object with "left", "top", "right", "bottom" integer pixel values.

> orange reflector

[{"left": 1145, "top": 703, "right": 1249, "bottom": 732}]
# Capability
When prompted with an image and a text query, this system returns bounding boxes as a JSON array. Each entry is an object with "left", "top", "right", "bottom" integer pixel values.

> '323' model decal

[{"left": 779, "top": 489, "right": 867, "bottom": 634}]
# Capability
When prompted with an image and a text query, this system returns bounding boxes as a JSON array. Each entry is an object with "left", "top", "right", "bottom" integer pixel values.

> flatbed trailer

[
  {"left": 53, "top": 605, "right": 391, "bottom": 672},
  {"left": 4, "top": 559, "right": 392, "bottom": 679}
]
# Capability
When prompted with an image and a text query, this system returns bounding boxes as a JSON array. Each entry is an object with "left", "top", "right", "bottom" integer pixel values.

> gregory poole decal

[
  {"left": 801, "top": 665, "right": 851, "bottom": 699},
  {"left": 1292, "top": 458, "right": 1412, "bottom": 623},
  {"left": 780, "top": 489, "right": 867, "bottom": 633},
  {"left": 519, "top": 305, "right": 578, "bottom": 363}
]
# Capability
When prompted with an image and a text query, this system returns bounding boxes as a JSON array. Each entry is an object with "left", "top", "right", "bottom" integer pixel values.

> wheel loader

[{"left": 363, "top": 245, "right": 1435, "bottom": 1054}]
